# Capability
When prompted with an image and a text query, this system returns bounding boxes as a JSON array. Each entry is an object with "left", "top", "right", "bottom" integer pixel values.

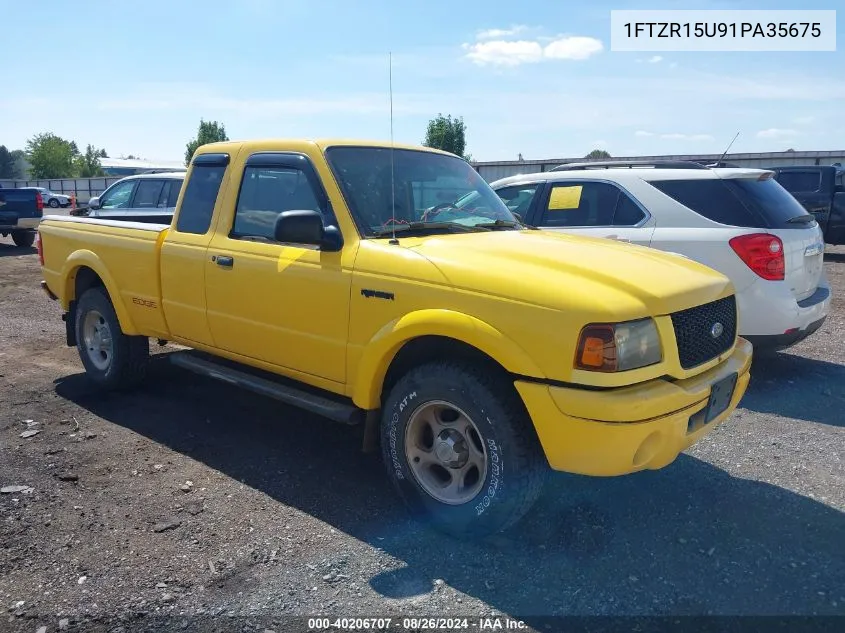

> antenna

[
  {"left": 388, "top": 52, "right": 398, "bottom": 245},
  {"left": 714, "top": 131, "right": 740, "bottom": 166}
]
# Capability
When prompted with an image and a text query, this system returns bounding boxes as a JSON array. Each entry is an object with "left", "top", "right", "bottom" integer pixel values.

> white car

[
  {"left": 86, "top": 172, "right": 185, "bottom": 223},
  {"left": 23, "top": 187, "right": 71, "bottom": 208},
  {"left": 487, "top": 160, "right": 830, "bottom": 351}
]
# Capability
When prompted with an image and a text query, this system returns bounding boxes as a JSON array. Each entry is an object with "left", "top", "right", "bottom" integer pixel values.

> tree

[
  {"left": 25, "top": 132, "right": 77, "bottom": 179},
  {"left": 73, "top": 144, "right": 106, "bottom": 177},
  {"left": 0, "top": 145, "right": 15, "bottom": 179},
  {"left": 10, "top": 149, "right": 26, "bottom": 179},
  {"left": 423, "top": 114, "right": 468, "bottom": 160},
  {"left": 99, "top": 149, "right": 108, "bottom": 158},
  {"left": 585, "top": 149, "right": 611, "bottom": 159},
  {"left": 185, "top": 119, "right": 229, "bottom": 165}
]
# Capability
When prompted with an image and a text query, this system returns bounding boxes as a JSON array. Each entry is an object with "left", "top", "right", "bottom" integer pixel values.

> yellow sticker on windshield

[{"left": 548, "top": 185, "right": 582, "bottom": 210}]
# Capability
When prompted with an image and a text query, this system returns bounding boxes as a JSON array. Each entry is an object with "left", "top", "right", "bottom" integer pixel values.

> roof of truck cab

[{"left": 195, "top": 138, "right": 459, "bottom": 158}]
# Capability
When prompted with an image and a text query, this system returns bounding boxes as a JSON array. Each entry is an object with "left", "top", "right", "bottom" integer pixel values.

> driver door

[{"left": 204, "top": 152, "right": 354, "bottom": 386}]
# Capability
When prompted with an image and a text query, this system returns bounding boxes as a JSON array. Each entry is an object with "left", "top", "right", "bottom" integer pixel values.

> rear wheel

[
  {"left": 380, "top": 360, "right": 548, "bottom": 538},
  {"left": 75, "top": 287, "right": 149, "bottom": 390},
  {"left": 11, "top": 231, "right": 35, "bottom": 248}
]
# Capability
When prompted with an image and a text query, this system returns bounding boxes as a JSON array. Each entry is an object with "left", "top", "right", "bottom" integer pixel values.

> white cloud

[
  {"left": 476, "top": 25, "right": 528, "bottom": 40},
  {"left": 544, "top": 36, "right": 604, "bottom": 60},
  {"left": 463, "top": 40, "right": 544, "bottom": 66},
  {"left": 756, "top": 128, "right": 798, "bottom": 139},
  {"left": 464, "top": 35, "right": 603, "bottom": 66},
  {"left": 634, "top": 130, "right": 654, "bottom": 137},
  {"left": 648, "top": 55, "right": 663, "bottom": 63}
]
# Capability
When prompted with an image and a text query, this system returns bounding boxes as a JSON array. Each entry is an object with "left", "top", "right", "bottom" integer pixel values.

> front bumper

[{"left": 515, "top": 337, "right": 752, "bottom": 477}]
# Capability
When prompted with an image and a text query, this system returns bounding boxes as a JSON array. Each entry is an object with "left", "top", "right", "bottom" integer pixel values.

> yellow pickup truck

[{"left": 38, "top": 138, "right": 752, "bottom": 537}]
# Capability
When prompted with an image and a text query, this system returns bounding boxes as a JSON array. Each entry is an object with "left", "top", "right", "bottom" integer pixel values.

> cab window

[{"left": 231, "top": 166, "right": 324, "bottom": 241}]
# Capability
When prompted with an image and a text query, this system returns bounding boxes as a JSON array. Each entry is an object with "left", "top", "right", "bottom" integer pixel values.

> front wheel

[
  {"left": 11, "top": 231, "right": 35, "bottom": 248},
  {"left": 48, "top": 198, "right": 60, "bottom": 208},
  {"left": 75, "top": 287, "right": 150, "bottom": 390},
  {"left": 380, "top": 361, "right": 548, "bottom": 538}
]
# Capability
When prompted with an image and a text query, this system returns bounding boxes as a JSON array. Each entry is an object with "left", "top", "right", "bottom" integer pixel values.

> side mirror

[
  {"left": 273, "top": 209, "right": 342, "bottom": 251},
  {"left": 88, "top": 196, "right": 100, "bottom": 210}
]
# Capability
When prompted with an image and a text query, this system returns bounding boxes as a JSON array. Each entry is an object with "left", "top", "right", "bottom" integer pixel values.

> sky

[{"left": 1, "top": 0, "right": 842, "bottom": 163}]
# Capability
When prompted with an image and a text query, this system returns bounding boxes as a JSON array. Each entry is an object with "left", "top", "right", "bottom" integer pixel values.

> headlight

[{"left": 575, "top": 318, "right": 662, "bottom": 372}]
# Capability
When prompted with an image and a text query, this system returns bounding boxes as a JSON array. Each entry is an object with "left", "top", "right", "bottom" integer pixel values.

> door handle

[{"left": 212, "top": 255, "right": 234, "bottom": 267}]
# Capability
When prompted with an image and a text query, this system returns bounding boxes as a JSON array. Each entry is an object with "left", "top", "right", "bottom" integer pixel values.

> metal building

[{"left": 471, "top": 150, "right": 845, "bottom": 182}]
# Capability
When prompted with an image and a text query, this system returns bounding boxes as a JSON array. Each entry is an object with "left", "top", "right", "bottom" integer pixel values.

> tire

[
  {"left": 11, "top": 231, "right": 35, "bottom": 248},
  {"left": 74, "top": 287, "right": 150, "bottom": 390},
  {"left": 48, "top": 198, "right": 59, "bottom": 208},
  {"left": 380, "top": 360, "right": 548, "bottom": 538}
]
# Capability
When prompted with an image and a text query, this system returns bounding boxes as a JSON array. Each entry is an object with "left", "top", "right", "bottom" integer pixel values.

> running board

[{"left": 169, "top": 352, "right": 361, "bottom": 425}]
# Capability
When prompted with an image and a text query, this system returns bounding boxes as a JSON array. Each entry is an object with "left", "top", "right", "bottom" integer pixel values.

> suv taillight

[
  {"left": 729, "top": 233, "right": 784, "bottom": 281},
  {"left": 36, "top": 231, "right": 44, "bottom": 265},
  {"left": 35, "top": 192, "right": 43, "bottom": 213}
]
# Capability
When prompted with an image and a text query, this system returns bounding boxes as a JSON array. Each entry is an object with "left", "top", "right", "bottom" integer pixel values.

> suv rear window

[{"left": 648, "top": 177, "right": 814, "bottom": 229}]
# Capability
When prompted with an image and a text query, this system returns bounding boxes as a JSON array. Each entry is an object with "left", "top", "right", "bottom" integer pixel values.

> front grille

[{"left": 670, "top": 295, "right": 737, "bottom": 370}]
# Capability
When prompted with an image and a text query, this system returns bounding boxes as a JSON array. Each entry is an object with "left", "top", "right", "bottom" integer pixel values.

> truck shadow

[
  {"left": 740, "top": 351, "right": 845, "bottom": 427},
  {"left": 0, "top": 243, "right": 36, "bottom": 258},
  {"left": 54, "top": 357, "right": 845, "bottom": 619}
]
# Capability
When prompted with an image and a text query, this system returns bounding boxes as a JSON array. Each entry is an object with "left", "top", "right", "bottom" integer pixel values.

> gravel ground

[{"left": 1, "top": 236, "right": 843, "bottom": 633}]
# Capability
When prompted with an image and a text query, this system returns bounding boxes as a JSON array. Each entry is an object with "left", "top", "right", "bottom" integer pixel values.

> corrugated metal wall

[
  {"left": 474, "top": 151, "right": 845, "bottom": 182},
  {"left": 0, "top": 177, "right": 124, "bottom": 203}
]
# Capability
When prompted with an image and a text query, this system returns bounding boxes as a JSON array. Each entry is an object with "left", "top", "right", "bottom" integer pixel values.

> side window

[
  {"left": 495, "top": 184, "right": 540, "bottom": 216},
  {"left": 99, "top": 180, "right": 137, "bottom": 209},
  {"left": 613, "top": 192, "right": 646, "bottom": 226},
  {"left": 158, "top": 180, "right": 183, "bottom": 208},
  {"left": 132, "top": 180, "right": 164, "bottom": 208},
  {"left": 175, "top": 165, "right": 226, "bottom": 234},
  {"left": 232, "top": 166, "right": 323, "bottom": 241},
  {"left": 540, "top": 181, "right": 617, "bottom": 227}
]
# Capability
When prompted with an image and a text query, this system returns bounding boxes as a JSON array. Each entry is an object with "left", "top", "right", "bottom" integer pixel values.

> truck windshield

[{"left": 324, "top": 146, "right": 519, "bottom": 237}]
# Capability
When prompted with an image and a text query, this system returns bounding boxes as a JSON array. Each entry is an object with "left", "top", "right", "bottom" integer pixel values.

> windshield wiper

[
  {"left": 473, "top": 219, "right": 528, "bottom": 230},
  {"left": 370, "top": 221, "right": 490, "bottom": 237},
  {"left": 786, "top": 214, "right": 816, "bottom": 224}
]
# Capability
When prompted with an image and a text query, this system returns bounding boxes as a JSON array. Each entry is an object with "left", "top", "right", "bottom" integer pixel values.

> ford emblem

[{"left": 710, "top": 322, "right": 724, "bottom": 338}]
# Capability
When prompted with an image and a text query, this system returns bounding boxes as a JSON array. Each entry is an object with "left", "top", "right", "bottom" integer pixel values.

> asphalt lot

[{"left": 1, "top": 235, "right": 843, "bottom": 632}]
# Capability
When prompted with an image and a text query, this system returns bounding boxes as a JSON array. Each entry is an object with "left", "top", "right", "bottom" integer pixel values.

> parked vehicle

[
  {"left": 765, "top": 164, "right": 845, "bottom": 245},
  {"left": 86, "top": 172, "right": 184, "bottom": 223},
  {"left": 22, "top": 187, "right": 71, "bottom": 209},
  {"left": 0, "top": 187, "right": 43, "bottom": 247},
  {"left": 488, "top": 161, "right": 830, "bottom": 351},
  {"left": 37, "top": 140, "right": 751, "bottom": 537}
]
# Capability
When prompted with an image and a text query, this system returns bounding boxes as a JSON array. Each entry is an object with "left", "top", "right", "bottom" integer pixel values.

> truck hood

[{"left": 402, "top": 230, "right": 733, "bottom": 319}]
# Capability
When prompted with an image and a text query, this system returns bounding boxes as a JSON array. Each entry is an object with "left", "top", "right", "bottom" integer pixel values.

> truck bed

[{"left": 39, "top": 215, "right": 172, "bottom": 339}]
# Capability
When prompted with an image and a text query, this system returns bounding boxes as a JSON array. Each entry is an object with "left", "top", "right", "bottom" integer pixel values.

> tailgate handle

[{"left": 213, "top": 255, "right": 234, "bottom": 268}]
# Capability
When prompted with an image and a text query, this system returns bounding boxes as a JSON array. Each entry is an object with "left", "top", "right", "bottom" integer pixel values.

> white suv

[{"left": 488, "top": 161, "right": 830, "bottom": 351}]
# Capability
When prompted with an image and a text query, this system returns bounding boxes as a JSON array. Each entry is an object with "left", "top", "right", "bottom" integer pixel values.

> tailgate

[
  {"left": 771, "top": 225, "right": 825, "bottom": 301},
  {"left": 0, "top": 191, "right": 41, "bottom": 221}
]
